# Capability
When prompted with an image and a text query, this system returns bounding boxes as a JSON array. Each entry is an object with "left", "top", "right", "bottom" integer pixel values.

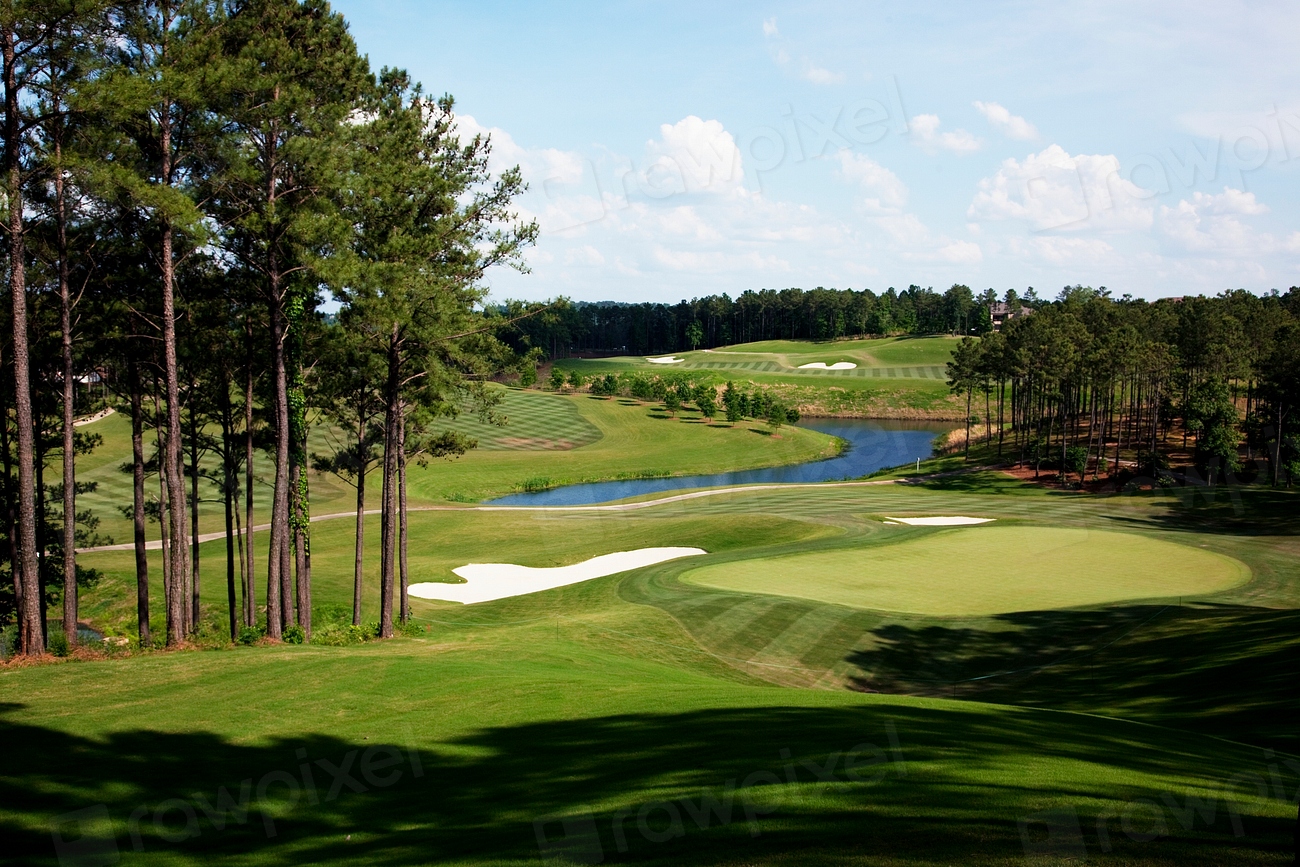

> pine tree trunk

[
  {"left": 352, "top": 413, "right": 366, "bottom": 627},
  {"left": 243, "top": 315, "right": 255, "bottom": 629},
  {"left": 56, "top": 123, "right": 77, "bottom": 648},
  {"left": 129, "top": 361, "right": 150, "bottom": 647},
  {"left": 153, "top": 391, "right": 171, "bottom": 616},
  {"left": 5, "top": 22, "right": 42, "bottom": 656},
  {"left": 398, "top": 402, "right": 409, "bottom": 624},
  {"left": 188, "top": 400, "right": 200, "bottom": 633},
  {"left": 160, "top": 108, "right": 190, "bottom": 646},
  {"left": 378, "top": 334, "right": 399, "bottom": 639},
  {"left": 266, "top": 297, "right": 287, "bottom": 638},
  {"left": 219, "top": 381, "right": 237, "bottom": 642}
]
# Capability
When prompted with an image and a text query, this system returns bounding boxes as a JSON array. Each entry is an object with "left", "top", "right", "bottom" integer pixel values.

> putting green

[{"left": 681, "top": 526, "right": 1251, "bottom": 616}]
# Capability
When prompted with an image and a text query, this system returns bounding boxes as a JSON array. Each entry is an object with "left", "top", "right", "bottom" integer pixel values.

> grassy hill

[
  {"left": 552, "top": 335, "right": 966, "bottom": 419},
  {"left": 74, "top": 386, "right": 838, "bottom": 544}
]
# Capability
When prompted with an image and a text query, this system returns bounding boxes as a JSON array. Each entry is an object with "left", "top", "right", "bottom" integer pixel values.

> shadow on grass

[
  {"left": 0, "top": 703, "right": 1290, "bottom": 866},
  {"left": 846, "top": 604, "right": 1300, "bottom": 752},
  {"left": 1097, "top": 485, "right": 1300, "bottom": 537}
]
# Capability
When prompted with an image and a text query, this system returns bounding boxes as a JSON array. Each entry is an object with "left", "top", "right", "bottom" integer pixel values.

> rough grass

[{"left": 680, "top": 525, "right": 1251, "bottom": 616}]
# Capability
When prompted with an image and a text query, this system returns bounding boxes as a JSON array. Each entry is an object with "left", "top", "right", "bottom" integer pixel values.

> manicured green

[{"left": 680, "top": 525, "right": 1251, "bottom": 615}]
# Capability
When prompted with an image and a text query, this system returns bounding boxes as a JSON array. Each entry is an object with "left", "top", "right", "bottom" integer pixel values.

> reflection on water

[{"left": 487, "top": 418, "right": 955, "bottom": 507}]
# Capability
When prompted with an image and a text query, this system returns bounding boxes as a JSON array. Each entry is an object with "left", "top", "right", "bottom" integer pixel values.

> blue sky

[{"left": 332, "top": 0, "right": 1300, "bottom": 303}]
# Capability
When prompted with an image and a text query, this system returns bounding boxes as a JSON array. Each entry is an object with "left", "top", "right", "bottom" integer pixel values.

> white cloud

[
  {"left": 836, "top": 151, "right": 907, "bottom": 213},
  {"left": 972, "top": 101, "right": 1039, "bottom": 140},
  {"left": 909, "top": 114, "right": 981, "bottom": 155},
  {"left": 762, "top": 17, "right": 778, "bottom": 37},
  {"left": 802, "top": 64, "right": 845, "bottom": 85},
  {"left": 640, "top": 116, "right": 743, "bottom": 195},
  {"left": 1158, "top": 187, "right": 1275, "bottom": 253},
  {"left": 937, "top": 240, "right": 984, "bottom": 264},
  {"left": 967, "top": 144, "right": 1153, "bottom": 231},
  {"left": 1005, "top": 235, "right": 1117, "bottom": 265}
]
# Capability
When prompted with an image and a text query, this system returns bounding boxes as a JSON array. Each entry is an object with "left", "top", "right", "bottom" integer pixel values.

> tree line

[
  {"left": 0, "top": 0, "right": 536, "bottom": 658},
  {"left": 944, "top": 286, "right": 1300, "bottom": 486},
  {"left": 498, "top": 284, "right": 1024, "bottom": 357}
]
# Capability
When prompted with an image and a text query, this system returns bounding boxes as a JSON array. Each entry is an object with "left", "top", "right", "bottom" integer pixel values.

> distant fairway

[
  {"left": 446, "top": 388, "right": 601, "bottom": 450},
  {"left": 681, "top": 526, "right": 1251, "bottom": 616}
]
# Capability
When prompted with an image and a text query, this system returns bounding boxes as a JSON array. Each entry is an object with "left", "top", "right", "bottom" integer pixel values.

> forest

[{"left": 0, "top": 0, "right": 537, "bottom": 658}]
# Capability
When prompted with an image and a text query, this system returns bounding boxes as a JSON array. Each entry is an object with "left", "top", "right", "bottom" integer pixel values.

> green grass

[
  {"left": 14, "top": 413, "right": 1299, "bottom": 865},
  {"left": 73, "top": 387, "right": 838, "bottom": 543},
  {"left": 552, "top": 335, "right": 965, "bottom": 418},
  {"left": 680, "top": 525, "right": 1251, "bottom": 616},
  {"left": 5, "top": 539, "right": 1296, "bottom": 865}
]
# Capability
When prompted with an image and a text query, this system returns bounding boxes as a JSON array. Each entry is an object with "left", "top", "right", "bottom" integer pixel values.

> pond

[{"left": 487, "top": 418, "right": 955, "bottom": 507}]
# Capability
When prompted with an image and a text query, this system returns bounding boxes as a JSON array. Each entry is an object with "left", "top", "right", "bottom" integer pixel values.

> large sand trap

[
  {"left": 885, "top": 516, "right": 993, "bottom": 526},
  {"left": 408, "top": 547, "right": 706, "bottom": 604},
  {"left": 645, "top": 356, "right": 684, "bottom": 364},
  {"left": 798, "top": 361, "right": 857, "bottom": 370}
]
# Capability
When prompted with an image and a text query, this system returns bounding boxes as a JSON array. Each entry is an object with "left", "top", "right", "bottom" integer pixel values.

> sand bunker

[
  {"left": 645, "top": 356, "right": 684, "bottom": 364},
  {"left": 885, "top": 516, "right": 994, "bottom": 526},
  {"left": 408, "top": 547, "right": 707, "bottom": 604},
  {"left": 798, "top": 362, "right": 857, "bottom": 370}
]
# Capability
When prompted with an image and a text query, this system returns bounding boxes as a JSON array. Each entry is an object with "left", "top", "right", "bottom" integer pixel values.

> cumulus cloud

[
  {"left": 972, "top": 101, "right": 1039, "bottom": 140},
  {"left": 639, "top": 116, "right": 743, "bottom": 195},
  {"left": 762, "top": 16, "right": 778, "bottom": 37},
  {"left": 837, "top": 151, "right": 908, "bottom": 213},
  {"left": 909, "top": 114, "right": 981, "bottom": 154},
  {"left": 1159, "top": 187, "right": 1274, "bottom": 252},
  {"left": 967, "top": 144, "right": 1153, "bottom": 231}
]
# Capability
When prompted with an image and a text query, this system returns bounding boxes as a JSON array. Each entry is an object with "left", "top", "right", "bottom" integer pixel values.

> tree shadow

[
  {"left": 0, "top": 702, "right": 1289, "bottom": 866},
  {"left": 846, "top": 604, "right": 1300, "bottom": 752}
]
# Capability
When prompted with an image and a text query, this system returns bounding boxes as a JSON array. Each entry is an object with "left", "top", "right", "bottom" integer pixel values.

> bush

[
  {"left": 518, "top": 363, "right": 537, "bottom": 388},
  {"left": 47, "top": 631, "right": 70, "bottom": 658},
  {"left": 283, "top": 624, "right": 305, "bottom": 645},
  {"left": 314, "top": 623, "right": 368, "bottom": 646},
  {"left": 237, "top": 625, "right": 263, "bottom": 646},
  {"left": 396, "top": 619, "right": 426, "bottom": 638},
  {"left": 548, "top": 368, "right": 566, "bottom": 390}
]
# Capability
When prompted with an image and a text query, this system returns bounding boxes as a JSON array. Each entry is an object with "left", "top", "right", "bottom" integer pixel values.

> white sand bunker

[
  {"left": 885, "top": 516, "right": 994, "bottom": 526},
  {"left": 645, "top": 356, "right": 684, "bottom": 364},
  {"left": 408, "top": 547, "right": 707, "bottom": 604},
  {"left": 798, "top": 362, "right": 856, "bottom": 370}
]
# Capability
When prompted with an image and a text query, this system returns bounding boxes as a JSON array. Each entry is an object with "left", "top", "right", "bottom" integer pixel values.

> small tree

[
  {"left": 519, "top": 362, "right": 537, "bottom": 388},
  {"left": 765, "top": 400, "right": 786, "bottom": 431},
  {"left": 686, "top": 320, "right": 703, "bottom": 351},
  {"left": 548, "top": 368, "right": 565, "bottom": 390},
  {"left": 566, "top": 370, "right": 585, "bottom": 391},
  {"left": 1064, "top": 445, "right": 1088, "bottom": 482},
  {"left": 664, "top": 389, "right": 681, "bottom": 417},
  {"left": 698, "top": 390, "right": 717, "bottom": 419},
  {"left": 723, "top": 381, "right": 742, "bottom": 423}
]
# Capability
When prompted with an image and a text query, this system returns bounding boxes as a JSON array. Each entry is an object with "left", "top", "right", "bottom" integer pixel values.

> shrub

[
  {"left": 283, "top": 625, "right": 305, "bottom": 645},
  {"left": 47, "top": 631, "right": 70, "bottom": 658},
  {"left": 548, "top": 368, "right": 566, "bottom": 390},
  {"left": 518, "top": 363, "right": 537, "bottom": 388},
  {"left": 237, "top": 625, "right": 263, "bottom": 646},
  {"left": 396, "top": 619, "right": 426, "bottom": 638},
  {"left": 314, "top": 623, "right": 368, "bottom": 646}
]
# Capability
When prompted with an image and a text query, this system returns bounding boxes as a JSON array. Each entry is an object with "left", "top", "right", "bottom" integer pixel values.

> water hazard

[{"left": 487, "top": 418, "right": 955, "bottom": 507}]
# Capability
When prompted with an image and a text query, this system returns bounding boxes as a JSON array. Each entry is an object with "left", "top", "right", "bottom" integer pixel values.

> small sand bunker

[
  {"left": 798, "top": 362, "right": 857, "bottom": 370},
  {"left": 646, "top": 356, "right": 684, "bottom": 364},
  {"left": 408, "top": 547, "right": 707, "bottom": 604},
  {"left": 885, "top": 516, "right": 994, "bottom": 526}
]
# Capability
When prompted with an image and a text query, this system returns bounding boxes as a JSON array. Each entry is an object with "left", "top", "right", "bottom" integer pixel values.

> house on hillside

[{"left": 989, "top": 302, "right": 1031, "bottom": 332}]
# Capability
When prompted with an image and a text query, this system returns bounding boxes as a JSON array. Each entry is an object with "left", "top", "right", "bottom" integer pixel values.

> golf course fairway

[{"left": 681, "top": 526, "right": 1251, "bottom": 616}]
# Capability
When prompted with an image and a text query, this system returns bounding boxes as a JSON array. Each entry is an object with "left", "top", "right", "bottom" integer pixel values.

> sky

[{"left": 330, "top": 0, "right": 1300, "bottom": 304}]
